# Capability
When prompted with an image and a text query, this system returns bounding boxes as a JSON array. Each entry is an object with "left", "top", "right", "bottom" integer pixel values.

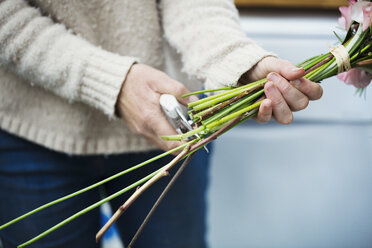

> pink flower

[
  {"left": 362, "top": 3, "right": 371, "bottom": 31},
  {"left": 338, "top": 1, "right": 371, "bottom": 31},
  {"left": 337, "top": 68, "right": 372, "bottom": 88},
  {"left": 351, "top": 1, "right": 371, "bottom": 30},
  {"left": 339, "top": 5, "right": 353, "bottom": 30}
]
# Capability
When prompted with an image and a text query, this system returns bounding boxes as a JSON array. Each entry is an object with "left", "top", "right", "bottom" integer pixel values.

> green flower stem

[
  {"left": 193, "top": 103, "right": 222, "bottom": 119},
  {"left": 353, "top": 55, "right": 372, "bottom": 65},
  {"left": 127, "top": 153, "right": 196, "bottom": 248},
  {"left": 201, "top": 100, "right": 251, "bottom": 126},
  {"left": 355, "top": 57, "right": 372, "bottom": 67},
  {"left": 316, "top": 66, "right": 338, "bottom": 82},
  {"left": 305, "top": 57, "right": 335, "bottom": 81},
  {"left": 354, "top": 43, "right": 371, "bottom": 58},
  {"left": 202, "top": 109, "right": 258, "bottom": 141},
  {"left": 196, "top": 84, "right": 264, "bottom": 123},
  {"left": 304, "top": 55, "right": 333, "bottom": 76},
  {"left": 161, "top": 126, "right": 205, "bottom": 141},
  {"left": 304, "top": 28, "right": 366, "bottom": 82},
  {"left": 202, "top": 89, "right": 264, "bottom": 125},
  {"left": 192, "top": 81, "right": 265, "bottom": 111},
  {"left": 186, "top": 116, "right": 244, "bottom": 155},
  {"left": 191, "top": 110, "right": 259, "bottom": 153},
  {"left": 204, "top": 118, "right": 241, "bottom": 136},
  {"left": 349, "top": 28, "right": 367, "bottom": 53},
  {"left": 206, "top": 100, "right": 263, "bottom": 130},
  {"left": 100, "top": 118, "right": 247, "bottom": 244},
  {"left": 19, "top": 139, "right": 203, "bottom": 248},
  {"left": 187, "top": 79, "right": 265, "bottom": 108},
  {"left": 187, "top": 90, "right": 231, "bottom": 108},
  {"left": 301, "top": 53, "right": 331, "bottom": 71},
  {"left": 106, "top": 117, "right": 249, "bottom": 248},
  {"left": 21, "top": 136, "right": 211, "bottom": 248},
  {"left": 182, "top": 87, "right": 235, "bottom": 97},
  {"left": 0, "top": 141, "right": 195, "bottom": 231},
  {"left": 190, "top": 90, "right": 239, "bottom": 110},
  {"left": 221, "top": 108, "right": 259, "bottom": 134},
  {"left": 96, "top": 146, "right": 189, "bottom": 242},
  {"left": 297, "top": 54, "right": 320, "bottom": 67},
  {"left": 17, "top": 168, "right": 162, "bottom": 248}
]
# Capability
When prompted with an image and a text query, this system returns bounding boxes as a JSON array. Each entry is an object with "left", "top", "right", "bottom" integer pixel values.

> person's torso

[{"left": 0, "top": 0, "right": 168, "bottom": 154}]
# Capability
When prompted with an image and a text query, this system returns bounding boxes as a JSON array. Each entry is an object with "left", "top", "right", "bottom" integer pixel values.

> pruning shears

[{"left": 160, "top": 94, "right": 209, "bottom": 153}]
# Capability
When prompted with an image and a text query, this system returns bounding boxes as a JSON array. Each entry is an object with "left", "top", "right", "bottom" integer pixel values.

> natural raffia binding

[{"left": 330, "top": 44, "right": 351, "bottom": 73}]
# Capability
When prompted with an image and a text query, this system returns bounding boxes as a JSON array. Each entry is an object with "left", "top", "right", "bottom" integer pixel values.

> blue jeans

[{"left": 0, "top": 130, "right": 211, "bottom": 248}]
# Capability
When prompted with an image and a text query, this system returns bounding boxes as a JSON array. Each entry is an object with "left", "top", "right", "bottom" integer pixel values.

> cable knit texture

[{"left": 0, "top": 0, "right": 273, "bottom": 155}]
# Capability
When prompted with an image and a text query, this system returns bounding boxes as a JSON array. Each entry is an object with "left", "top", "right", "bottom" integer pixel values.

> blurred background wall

[{"left": 207, "top": 2, "right": 372, "bottom": 248}]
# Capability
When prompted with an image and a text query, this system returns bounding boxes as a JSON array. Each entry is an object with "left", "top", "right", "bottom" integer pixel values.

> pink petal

[
  {"left": 337, "top": 71, "right": 350, "bottom": 84},
  {"left": 362, "top": 4, "right": 371, "bottom": 31},
  {"left": 351, "top": 2, "right": 371, "bottom": 25},
  {"left": 338, "top": 16, "right": 346, "bottom": 30},
  {"left": 339, "top": 6, "right": 353, "bottom": 29},
  {"left": 349, "top": 0, "right": 357, "bottom": 5},
  {"left": 337, "top": 69, "right": 372, "bottom": 88}
]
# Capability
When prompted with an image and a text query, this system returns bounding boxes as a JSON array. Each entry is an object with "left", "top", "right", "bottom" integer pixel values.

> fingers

[
  {"left": 263, "top": 71, "right": 322, "bottom": 124},
  {"left": 268, "top": 59, "right": 323, "bottom": 100},
  {"left": 146, "top": 110, "right": 184, "bottom": 152},
  {"left": 254, "top": 99, "right": 272, "bottom": 123},
  {"left": 246, "top": 57, "right": 323, "bottom": 126},
  {"left": 127, "top": 100, "right": 185, "bottom": 152},
  {"left": 121, "top": 64, "right": 194, "bottom": 152},
  {"left": 167, "top": 80, "right": 197, "bottom": 106},
  {"left": 264, "top": 81, "right": 293, "bottom": 124},
  {"left": 267, "top": 72, "right": 309, "bottom": 112},
  {"left": 150, "top": 136, "right": 184, "bottom": 153},
  {"left": 151, "top": 74, "right": 198, "bottom": 106},
  {"left": 261, "top": 57, "right": 305, "bottom": 81},
  {"left": 292, "top": 78, "right": 323, "bottom": 100},
  {"left": 150, "top": 133, "right": 184, "bottom": 152}
]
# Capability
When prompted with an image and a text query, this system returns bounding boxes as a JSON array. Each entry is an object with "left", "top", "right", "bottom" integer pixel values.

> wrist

[{"left": 115, "top": 63, "right": 138, "bottom": 118}]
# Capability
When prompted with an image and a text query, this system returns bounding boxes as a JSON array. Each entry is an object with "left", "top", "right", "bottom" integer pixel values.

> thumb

[
  {"left": 263, "top": 57, "right": 305, "bottom": 81},
  {"left": 155, "top": 77, "right": 198, "bottom": 106}
]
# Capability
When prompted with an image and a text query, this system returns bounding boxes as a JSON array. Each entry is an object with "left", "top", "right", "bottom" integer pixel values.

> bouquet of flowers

[{"left": 1, "top": 1, "right": 371, "bottom": 247}]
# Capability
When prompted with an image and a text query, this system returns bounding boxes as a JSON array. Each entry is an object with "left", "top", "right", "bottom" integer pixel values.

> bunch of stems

[
  {"left": 1, "top": 24, "right": 371, "bottom": 248},
  {"left": 0, "top": 115, "right": 244, "bottom": 248},
  {"left": 164, "top": 24, "right": 371, "bottom": 142}
]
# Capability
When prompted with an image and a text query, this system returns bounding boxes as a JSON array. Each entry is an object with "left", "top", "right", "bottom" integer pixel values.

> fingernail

[
  {"left": 266, "top": 81, "right": 275, "bottom": 94},
  {"left": 267, "top": 72, "right": 280, "bottom": 83},
  {"left": 189, "top": 95, "right": 199, "bottom": 102},
  {"left": 293, "top": 79, "right": 301, "bottom": 87},
  {"left": 292, "top": 67, "right": 304, "bottom": 73}
]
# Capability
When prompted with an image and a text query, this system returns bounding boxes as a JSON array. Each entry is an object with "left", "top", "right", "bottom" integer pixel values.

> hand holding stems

[
  {"left": 116, "top": 64, "right": 198, "bottom": 151},
  {"left": 244, "top": 56, "right": 323, "bottom": 124},
  {"left": 117, "top": 60, "right": 323, "bottom": 152},
  {"left": 99, "top": 58, "right": 324, "bottom": 243}
]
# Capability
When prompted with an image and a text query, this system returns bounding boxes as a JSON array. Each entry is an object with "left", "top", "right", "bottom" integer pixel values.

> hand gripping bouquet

[{"left": 1, "top": 1, "right": 371, "bottom": 247}]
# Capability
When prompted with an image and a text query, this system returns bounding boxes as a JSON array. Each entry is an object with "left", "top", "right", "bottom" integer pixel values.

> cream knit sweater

[{"left": 0, "top": 0, "right": 272, "bottom": 155}]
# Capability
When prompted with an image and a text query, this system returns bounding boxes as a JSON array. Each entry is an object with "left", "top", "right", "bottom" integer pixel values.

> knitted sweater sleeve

[
  {"left": 0, "top": 0, "right": 137, "bottom": 117},
  {"left": 160, "top": 0, "right": 275, "bottom": 90}
]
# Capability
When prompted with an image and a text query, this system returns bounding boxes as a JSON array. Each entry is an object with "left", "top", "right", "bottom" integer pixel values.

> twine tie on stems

[{"left": 329, "top": 44, "right": 351, "bottom": 73}]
